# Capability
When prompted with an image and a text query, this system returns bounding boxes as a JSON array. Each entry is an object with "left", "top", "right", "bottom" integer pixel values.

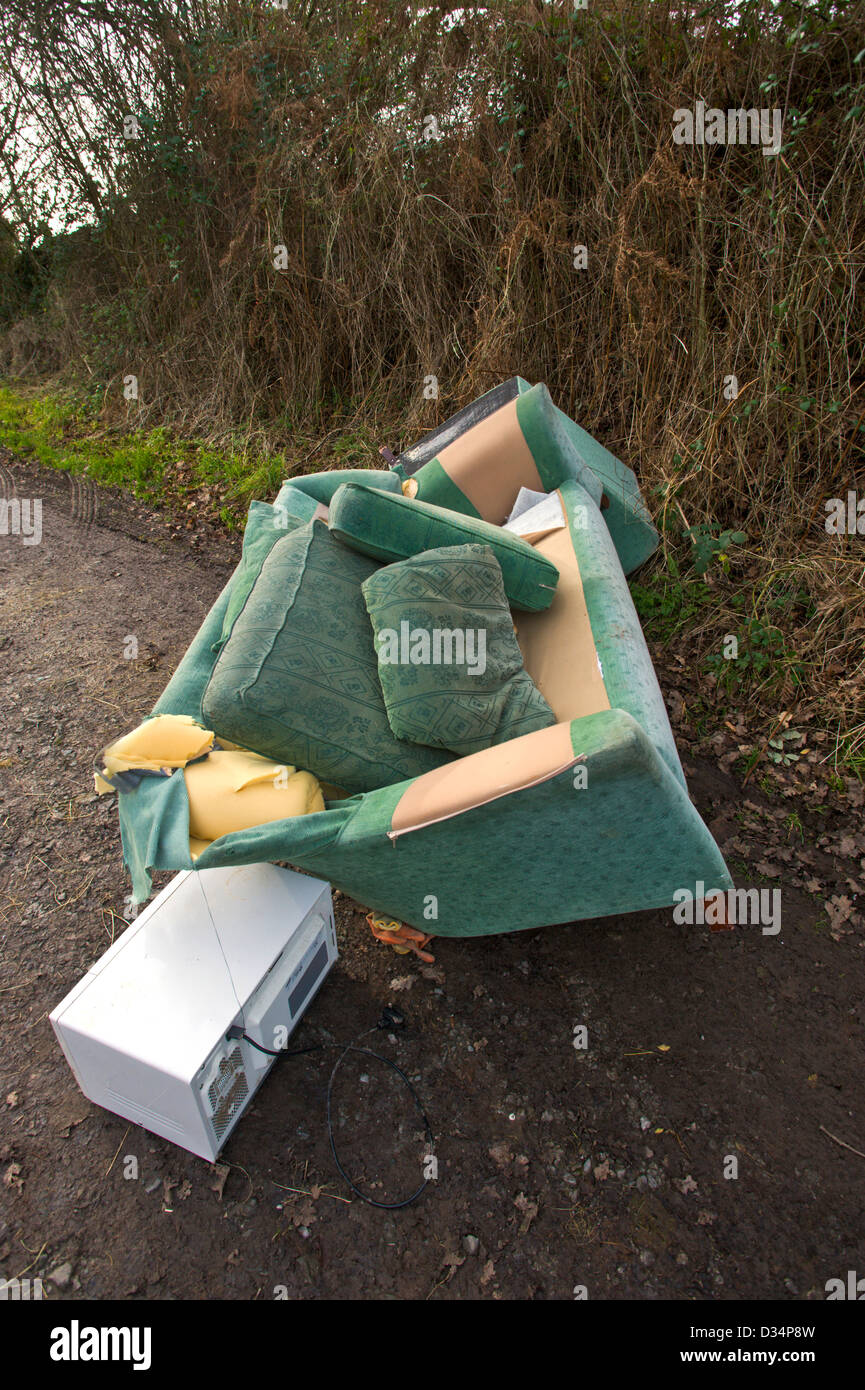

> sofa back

[{"left": 408, "top": 384, "right": 604, "bottom": 524}]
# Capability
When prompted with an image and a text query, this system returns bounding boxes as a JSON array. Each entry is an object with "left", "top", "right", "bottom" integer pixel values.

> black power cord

[{"left": 227, "top": 1007, "right": 434, "bottom": 1210}]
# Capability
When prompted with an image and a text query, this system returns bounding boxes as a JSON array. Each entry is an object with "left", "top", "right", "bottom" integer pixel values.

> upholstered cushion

[
  {"left": 202, "top": 520, "right": 453, "bottom": 793},
  {"left": 329, "top": 482, "right": 559, "bottom": 613},
  {"left": 218, "top": 493, "right": 320, "bottom": 650},
  {"left": 217, "top": 474, "right": 402, "bottom": 654},
  {"left": 361, "top": 543, "right": 556, "bottom": 756},
  {"left": 282, "top": 467, "right": 401, "bottom": 506}
]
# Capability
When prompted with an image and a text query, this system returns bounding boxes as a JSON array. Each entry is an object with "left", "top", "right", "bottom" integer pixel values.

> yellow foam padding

[
  {"left": 102, "top": 714, "right": 215, "bottom": 775},
  {"left": 183, "top": 749, "right": 325, "bottom": 843}
]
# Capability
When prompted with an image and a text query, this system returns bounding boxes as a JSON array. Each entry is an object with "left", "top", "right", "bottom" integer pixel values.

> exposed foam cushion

[
  {"left": 329, "top": 481, "right": 559, "bottom": 612},
  {"left": 202, "top": 520, "right": 453, "bottom": 794},
  {"left": 99, "top": 714, "right": 214, "bottom": 776},
  {"left": 184, "top": 750, "right": 324, "bottom": 842}
]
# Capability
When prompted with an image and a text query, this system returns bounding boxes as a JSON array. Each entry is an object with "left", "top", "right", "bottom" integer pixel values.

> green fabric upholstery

[
  {"left": 558, "top": 480, "right": 684, "bottom": 789},
  {"left": 120, "top": 707, "right": 732, "bottom": 920},
  {"left": 329, "top": 481, "right": 560, "bottom": 612},
  {"left": 361, "top": 543, "right": 556, "bottom": 755},
  {"left": 154, "top": 572, "right": 238, "bottom": 725},
  {"left": 118, "top": 770, "right": 194, "bottom": 899},
  {"left": 218, "top": 492, "right": 317, "bottom": 651},
  {"left": 513, "top": 385, "right": 604, "bottom": 507},
  {"left": 116, "top": 389, "right": 730, "bottom": 924},
  {"left": 549, "top": 409, "right": 659, "bottom": 575},
  {"left": 281, "top": 468, "right": 400, "bottom": 507},
  {"left": 412, "top": 457, "right": 482, "bottom": 516},
  {"left": 511, "top": 378, "right": 660, "bottom": 574},
  {"left": 394, "top": 379, "right": 660, "bottom": 574},
  {"left": 410, "top": 383, "right": 604, "bottom": 516},
  {"left": 202, "top": 520, "right": 452, "bottom": 794},
  {"left": 271, "top": 485, "right": 322, "bottom": 527}
]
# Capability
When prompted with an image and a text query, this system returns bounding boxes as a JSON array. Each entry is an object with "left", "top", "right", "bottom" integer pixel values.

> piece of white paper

[
  {"left": 505, "top": 487, "right": 549, "bottom": 524},
  {"left": 504, "top": 490, "right": 566, "bottom": 537}
]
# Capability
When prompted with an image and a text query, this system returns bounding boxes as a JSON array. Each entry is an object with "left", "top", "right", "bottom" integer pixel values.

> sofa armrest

[
  {"left": 387, "top": 707, "right": 681, "bottom": 843},
  {"left": 384, "top": 702, "right": 686, "bottom": 841},
  {"left": 388, "top": 721, "right": 579, "bottom": 840}
]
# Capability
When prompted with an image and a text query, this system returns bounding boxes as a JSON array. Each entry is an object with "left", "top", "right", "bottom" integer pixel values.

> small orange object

[
  {"left": 365, "top": 912, "right": 435, "bottom": 964},
  {"left": 705, "top": 896, "right": 735, "bottom": 932}
]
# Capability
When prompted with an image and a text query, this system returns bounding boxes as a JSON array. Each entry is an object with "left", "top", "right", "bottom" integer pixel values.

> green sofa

[{"left": 115, "top": 386, "right": 732, "bottom": 934}]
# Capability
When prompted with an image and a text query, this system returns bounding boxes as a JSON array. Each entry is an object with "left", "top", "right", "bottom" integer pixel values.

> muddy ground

[{"left": 1, "top": 451, "right": 863, "bottom": 1301}]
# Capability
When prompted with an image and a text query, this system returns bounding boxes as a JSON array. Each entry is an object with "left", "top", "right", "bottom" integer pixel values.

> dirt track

[{"left": 1, "top": 452, "right": 863, "bottom": 1301}]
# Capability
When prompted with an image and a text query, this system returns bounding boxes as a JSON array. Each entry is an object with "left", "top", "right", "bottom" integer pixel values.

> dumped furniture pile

[{"left": 96, "top": 377, "right": 732, "bottom": 937}]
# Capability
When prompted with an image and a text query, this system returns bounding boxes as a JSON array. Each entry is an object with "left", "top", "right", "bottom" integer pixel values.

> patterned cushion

[
  {"left": 329, "top": 481, "right": 559, "bottom": 612},
  {"left": 219, "top": 478, "right": 398, "bottom": 654},
  {"left": 361, "top": 543, "right": 556, "bottom": 756},
  {"left": 202, "top": 520, "right": 453, "bottom": 793}
]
